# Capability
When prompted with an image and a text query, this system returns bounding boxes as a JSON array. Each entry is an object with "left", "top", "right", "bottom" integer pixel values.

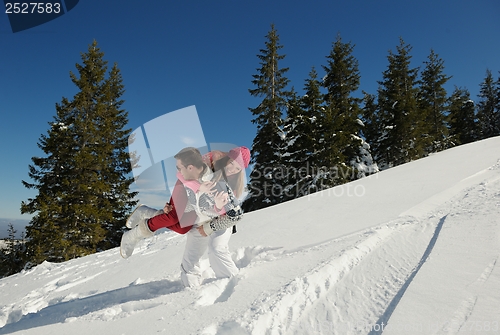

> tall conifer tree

[
  {"left": 418, "top": 49, "right": 452, "bottom": 153},
  {"left": 376, "top": 38, "right": 420, "bottom": 169},
  {"left": 320, "top": 35, "right": 362, "bottom": 183},
  {"left": 0, "top": 224, "right": 25, "bottom": 278},
  {"left": 496, "top": 72, "right": 500, "bottom": 133},
  {"left": 243, "top": 25, "right": 291, "bottom": 211},
  {"left": 476, "top": 69, "right": 500, "bottom": 139},
  {"left": 21, "top": 41, "right": 137, "bottom": 265},
  {"left": 361, "top": 92, "right": 379, "bottom": 153},
  {"left": 282, "top": 68, "right": 325, "bottom": 199},
  {"left": 448, "top": 87, "right": 477, "bottom": 145}
]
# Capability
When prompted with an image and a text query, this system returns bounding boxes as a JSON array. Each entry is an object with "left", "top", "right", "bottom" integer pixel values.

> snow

[
  {"left": 1, "top": 137, "right": 500, "bottom": 335},
  {"left": 53, "top": 122, "right": 68, "bottom": 131}
]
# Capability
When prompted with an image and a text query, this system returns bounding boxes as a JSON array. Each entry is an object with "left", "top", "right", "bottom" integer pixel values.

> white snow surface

[{"left": 1, "top": 137, "right": 500, "bottom": 335}]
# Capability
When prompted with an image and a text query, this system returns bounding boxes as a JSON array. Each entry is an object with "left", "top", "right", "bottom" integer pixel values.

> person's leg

[
  {"left": 121, "top": 206, "right": 196, "bottom": 259},
  {"left": 148, "top": 207, "right": 197, "bottom": 234},
  {"left": 208, "top": 228, "right": 239, "bottom": 279},
  {"left": 180, "top": 227, "right": 209, "bottom": 287},
  {"left": 126, "top": 205, "right": 163, "bottom": 229},
  {"left": 120, "top": 219, "right": 154, "bottom": 259}
]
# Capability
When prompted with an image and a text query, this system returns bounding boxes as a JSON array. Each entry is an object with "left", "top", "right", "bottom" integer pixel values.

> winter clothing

[
  {"left": 120, "top": 173, "right": 205, "bottom": 259},
  {"left": 177, "top": 164, "right": 241, "bottom": 287},
  {"left": 202, "top": 146, "right": 250, "bottom": 171},
  {"left": 120, "top": 218, "right": 154, "bottom": 259},
  {"left": 180, "top": 224, "right": 239, "bottom": 287},
  {"left": 126, "top": 205, "right": 163, "bottom": 229},
  {"left": 198, "top": 182, "right": 243, "bottom": 236},
  {"left": 121, "top": 150, "right": 243, "bottom": 287},
  {"left": 228, "top": 146, "right": 250, "bottom": 169},
  {"left": 177, "top": 170, "right": 243, "bottom": 235},
  {"left": 146, "top": 179, "right": 197, "bottom": 234},
  {"left": 202, "top": 150, "right": 227, "bottom": 171}
]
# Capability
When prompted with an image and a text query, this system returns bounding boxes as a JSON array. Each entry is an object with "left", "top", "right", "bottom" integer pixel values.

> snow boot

[
  {"left": 120, "top": 219, "right": 154, "bottom": 259},
  {"left": 126, "top": 204, "right": 163, "bottom": 229}
]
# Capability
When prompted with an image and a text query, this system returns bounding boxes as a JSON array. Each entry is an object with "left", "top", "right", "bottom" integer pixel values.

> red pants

[
  {"left": 148, "top": 180, "right": 197, "bottom": 234},
  {"left": 147, "top": 204, "right": 196, "bottom": 235}
]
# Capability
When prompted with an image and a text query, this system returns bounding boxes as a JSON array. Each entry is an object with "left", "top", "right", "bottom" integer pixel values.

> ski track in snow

[
  {"left": 204, "top": 217, "right": 444, "bottom": 335},
  {"left": 383, "top": 164, "right": 500, "bottom": 335},
  {"left": 368, "top": 215, "right": 447, "bottom": 335},
  {"left": 433, "top": 191, "right": 500, "bottom": 335},
  {"left": 442, "top": 257, "right": 499, "bottom": 335},
  {"left": 204, "top": 161, "right": 500, "bottom": 335}
]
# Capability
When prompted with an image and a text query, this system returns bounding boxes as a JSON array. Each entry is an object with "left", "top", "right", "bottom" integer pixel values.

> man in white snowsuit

[
  {"left": 121, "top": 147, "right": 244, "bottom": 286},
  {"left": 173, "top": 147, "right": 240, "bottom": 287}
]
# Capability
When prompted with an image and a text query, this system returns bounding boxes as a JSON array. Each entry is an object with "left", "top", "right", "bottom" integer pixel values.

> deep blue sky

[{"left": 1, "top": 0, "right": 499, "bottom": 233}]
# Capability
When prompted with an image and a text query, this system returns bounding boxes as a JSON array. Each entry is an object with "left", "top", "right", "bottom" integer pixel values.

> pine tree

[
  {"left": 281, "top": 89, "right": 304, "bottom": 200},
  {"left": 418, "top": 49, "right": 452, "bottom": 153},
  {"left": 448, "top": 87, "right": 477, "bottom": 145},
  {"left": 0, "top": 244, "right": 4, "bottom": 277},
  {"left": 0, "top": 224, "right": 25, "bottom": 278},
  {"left": 496, "top": 72, "right": 500, "bottom": 133},
  {"left": 243, "top": 25, "right": 291, "bottom": 211},
  {"left": 361, "top": 92, "right": 380, "bottom": 156},
  {"left": 376, "top": 38, "right": 420, "bottom": 169},
  {"left": 476, "top": 69, "right": 500, "bottom": 139},
  {"left": 281, "top": 68, "right": 325, "bottom": 199},
  {"left": 21, "top": 41, "right": 137, "bottom": 265},
  {"left": 320, "top": 35, "right": 366, "bottom": 183}
]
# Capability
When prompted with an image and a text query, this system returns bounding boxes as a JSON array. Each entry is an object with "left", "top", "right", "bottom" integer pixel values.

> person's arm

[
  {"left": 197, "top": 182, "right": 243, "bottom": 236},
  {"left": 198, "top": 206, "right": 243, "bottom": 236},
  {"left": 148, "top": 180, "right": 197, "bottom": 232}
]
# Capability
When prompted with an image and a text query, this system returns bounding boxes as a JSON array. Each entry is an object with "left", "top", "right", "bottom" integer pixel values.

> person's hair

[
  {"left": 204, "top": 150, "right": 226, "bottom": 171},
  {"left": 213, "top": 155, "right": 245, "bottom": 198},
  {"left": 174, "top": 147, "right": 205, "bottom": 169}
]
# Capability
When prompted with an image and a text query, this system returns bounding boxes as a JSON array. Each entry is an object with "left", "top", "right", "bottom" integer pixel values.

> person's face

[
  {"left": 225, "top": 159, "right": 242, "bottom": 176},
  {"left": 176, "top": 159, "right": 196, "bottom": 180}
]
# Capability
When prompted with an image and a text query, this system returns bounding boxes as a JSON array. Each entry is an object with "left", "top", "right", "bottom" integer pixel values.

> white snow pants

[{"left": 180, "top": 226, "right": 239, "bottom": 287}]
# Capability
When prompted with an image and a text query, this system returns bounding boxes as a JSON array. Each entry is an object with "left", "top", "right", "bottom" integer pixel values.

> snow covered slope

[{"left": 1, "top": 137, "right": 499, "bottom": 335}]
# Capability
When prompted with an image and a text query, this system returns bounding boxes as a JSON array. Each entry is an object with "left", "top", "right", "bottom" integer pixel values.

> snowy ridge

[{"left": 1, "top": 137, "right": 500, "bottom": 335}]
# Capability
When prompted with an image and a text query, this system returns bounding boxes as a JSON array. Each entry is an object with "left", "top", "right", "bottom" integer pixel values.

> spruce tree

[
  {"left": 21, "top": 41, "right": 137, "bottom": 265},
  {"left": 376, "top": 38, "right": 420, "bottom": 169},
  {"left": 281, "top": 89, "right": 304, "bottom": 200},
  {"left": 476, "top": 69, "right": 500, "bottom": 139},
  {"left": 243, "top": 25, "right": 291, "bottom": 211},
  {"left": 281, "top": 68, "right": 325, "bottom": 199},
  {"left": 321, "top": 35, "right": 377, "bottom": 180},
  {"left": 319, "top": 35, "right": 359, "bottom": 183},
  {"left": 497, "top": 72, "right": 500, "bottom": 133},
  {"left": 0, "top": 224, "right": 25, "bottom": 278},
  {"left": 361, "top": 92, "right": 380, "bottom": 156},
  {"left": 448, "top": 87, "right": 477, "bottom": 145},
  {"left": 418, "top": 49, "right": 452, "bottom": 153}
]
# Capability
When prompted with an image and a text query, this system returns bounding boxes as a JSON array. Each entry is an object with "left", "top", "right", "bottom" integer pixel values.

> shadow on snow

[{"left": 0, "top": 278, "right": 184, "bottom": 334}]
